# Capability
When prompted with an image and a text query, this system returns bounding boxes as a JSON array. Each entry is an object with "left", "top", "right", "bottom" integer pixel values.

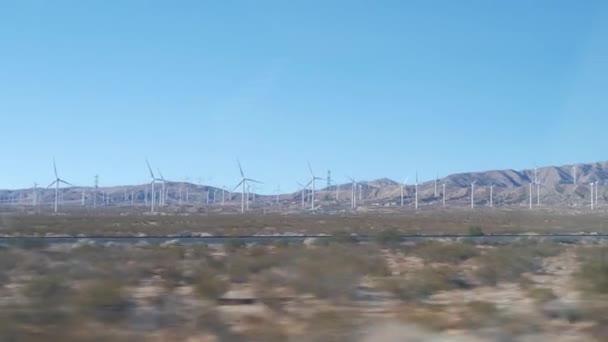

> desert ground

[{"left": 1, "top": 210, "right": 608, "bottom": 341}]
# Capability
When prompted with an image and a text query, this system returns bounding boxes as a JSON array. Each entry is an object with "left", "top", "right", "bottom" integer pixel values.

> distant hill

[{"left": 0, "top": 161, "right": 606, "bottom": 208}]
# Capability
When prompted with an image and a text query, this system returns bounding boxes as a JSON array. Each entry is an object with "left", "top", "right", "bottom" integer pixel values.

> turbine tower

[
  {"left": 591, "top": 182, "right": 595, "bottom": 210},
  {"left": 414, "top": 172, "right": 418, "bottom": 210},
  {"left": 400, "top": 177, "right": 409, "bottom": 207},
  {"left": 470, "top": 180, "right": 477, "bottom": 209},
  {"left": 306, "top": 163, "right": 325, "bottom": 211},
  {"left": 146, "top": 160, "right": 163, "bottom": 213},
  {"left": 442, "top": 183, "right": 446, "bottom": 208},
  {"left": 297, "top": 182, "right": 307, "bottom": 209},
  {"left": 347, "top": 177, "right": 357, "bottom": 209},
  {"left": 489, "top": 184, "right": 494, "bottom": 207},
  {"left": 529, "top": 182, "right": 533, "bottom": 209},
  {"left": 232, "top": 160, "right": 262, "bottom": 214},
  {"left": 46, "top": 159, "right": 73, "bottom": 213}
]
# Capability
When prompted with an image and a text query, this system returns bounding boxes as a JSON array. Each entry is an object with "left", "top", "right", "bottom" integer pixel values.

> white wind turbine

[
  {"left": 305, "top": 163, "right": 325, "bottom": 211},
  {"left": 442, "top": 183, "right": 446, "bottom": 208},
  {"left": 590, "top": 182, "right": 595, "bottom": 210},
  {"left": 470, "top": 180, "right": 477, "bottom": 209},
  {"left": 232, "top": 160, "right": 262, "bottom": 214},
  {"left": 157, "top": 168, "right": 168, "bottom": 207},
  {"left": 489, "top": 184, "right": 494, "bottom": 207},
  {"left": 529, "top": 182, "right": 533, "bottom": 209},
  {"left": 347, "top": 177, "right": 357, "bottom": 209},
  {"left": 32, "top": 182, "right": 38, "bottom": 207},
  {"left": 297, "top": 181, "right": 307, "bottom": 209},
  {"left": 400, "top": 177, "right": 409, "bottom": 207},
  {"left": 46, "top": 159, "right": 73, "bottom": 213},
  {"left": 415, "top": 172, "right": 419, "bottom": 210},
  {"left": 146, "top": 160, "right": 163, "bottom": 213}
]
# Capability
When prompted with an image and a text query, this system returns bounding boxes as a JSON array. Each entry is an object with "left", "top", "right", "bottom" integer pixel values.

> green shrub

[
  {"left": 577, "top": 247, "right": 608, "bottom": 294},
  {"left": 22, "top": 275, "right": 72, "bottom": 304},
  {"left": 194, "top": 272, "right": 228, "bottom": 299},
  {"left": 475, "top": 245, "right": 545, "bottom": 286},
  {"left": 413, "top": 242, "right": 479, "bottom": 264},
  {"left": 77, "top": 279, "right": 130, "bottom": 323},
  {"left": 374, "top": 229, "right": 402, "bottom": 247},
  {"left": 468, "top": 226, "right": 484, "bottom": 236},
  {"left": 383, "top": 266, "right": 464, "bottom": 301},
  {"left": 528, "top": 287, "right": 557, "bottom": 305}
]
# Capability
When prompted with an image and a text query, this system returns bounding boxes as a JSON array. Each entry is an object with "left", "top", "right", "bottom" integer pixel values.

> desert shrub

[
  {"left": 396, "top": 304, "right": 454, "bottom": 331},
  {"left": 374, "top": 228, "right": 402, "bottom": 247},
  {"left": 225, "top": 239, "right": 247, "bottom": 253},
  {"left": 577, "top": 247, "right": 608, "bottom": 294},
  {"left": 22, "top": 275, "right": 72, "bottom": 304},
  {"left": 77, "top": 279, "right": 130, "bottom": 323},
  {"left": 413, "top": 242, "right": 479, "bottom": 264},
  {"left": 194, "top": 271, "right": 228, "bottom": 299},
  {"left": 383, "top": 266, "right": 464, "bottom": 301},
  {"left": 0, "top": 248, "right": 20, "bottom": 271},
  {"left": 528, "top": 287, "right": 557, "bottom": 305},
  {"left": 468, "top": 226, "right": 484, "bottom": 236},
  {"left": 328, "top": 231, "right": 358, "bottom": 244},
  {"left": 289, "top": 245, "right": 389, "bottom": 300},
  {"left": 475, "top": 245, "right": 545, "bottom": 286},
  {"left": 304, "top": 310, "right": 357, "bottom": 342}
]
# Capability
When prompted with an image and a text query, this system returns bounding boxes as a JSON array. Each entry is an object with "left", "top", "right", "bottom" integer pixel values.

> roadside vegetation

[{"left": 1, "top": 234, "right": 605, "bottom": 341}]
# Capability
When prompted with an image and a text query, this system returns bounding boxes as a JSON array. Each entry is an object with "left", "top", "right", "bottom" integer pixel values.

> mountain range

[{"left": 0, "top": 161, "right": 606, "bottom": 209}]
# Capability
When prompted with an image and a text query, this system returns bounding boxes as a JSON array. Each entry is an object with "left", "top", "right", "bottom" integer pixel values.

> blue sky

[{"left": 1, "top": 1, "right": 607, "bottom": 192}]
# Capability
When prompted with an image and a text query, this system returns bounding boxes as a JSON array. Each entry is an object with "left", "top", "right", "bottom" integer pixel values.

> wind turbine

[
  {"left": 32, "top": 183, "right": 38, "bottom": 207},
  {"left": 47, "top": 159, "right": 73, "bottom": 213},
  {"left": 306, "top": 163, "right": 325, "bottom": 211},
  {"left": 596, "top": 181, "right": 600, "bottom": 208},
  {"left": 470, "top": 180, "right": 477, "bottom": 209},
  {"left": 415, "top": 172, "right": 418, "bottom": 210},
  {"left": 347, "top": 177, "right": 357, "bottom": 209},
  {"left": 400, "top": 177, "right": 409, "bottom": 207},
  {"left": 146, "top": 160, "right": 163, "bottom": 213},
  {"left": 591, "top": 182, "right": 595, "bottom": 210},
  {"left": 297, "top": 182, "right": 307, "bottom": 209},
  {"left": 572, "top": 166, "right": 577, "bottom": 184},
  {"left": 157, "top": 168, "right": 167, "bottom": 207},
  {"left": 489, "top": 184, "right": 494, "bottom": 207},
  {"left": 442, "top": 183, "right": 446, "bottom": 208},
  {"left": 529, "top": 182, "right": 533, "bottom": 209},
  {"left": 232, "top": 160, "right": 262, "bottom": 213},
  {"left": 535, "top": 166, "right": 540, "bottom": 207}
]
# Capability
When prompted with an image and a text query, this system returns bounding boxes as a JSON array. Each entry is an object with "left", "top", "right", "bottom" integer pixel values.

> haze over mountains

[{"left": 0, "top": 161, "right": 606, "bottom": 209}]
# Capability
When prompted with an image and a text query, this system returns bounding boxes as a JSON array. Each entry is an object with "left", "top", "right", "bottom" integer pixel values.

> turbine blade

[
  {"left": 146, "top": 159, "right": 155, "bottom": 179},
  {"left": 47, "top": 180, "right": 57, "bottom": 188},
  {"left": 53, "top": 158, "right": 58, "bottom": 178},
  {"left": 157, "top": 168, "right": 165, "bottom": 181},
  {"left": 232, "top": 180, "right": 245, "bottom": 191},
  {"left": 308, "top": 162, "right": 314, "bottom": 177},
  {"left": 237, "top": 159, "right": 245, "bottom": 178},
  {"left": 59, "top": 179, "right": 73, "bottom": 186},
  {"left": 247, "top": 178, "right": 263, "bottom": 184}
]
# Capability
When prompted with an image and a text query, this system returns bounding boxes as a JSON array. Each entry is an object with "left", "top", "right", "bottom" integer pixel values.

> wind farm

[{"left": 0, "top": 160, "right": 606, "bottom": 217}]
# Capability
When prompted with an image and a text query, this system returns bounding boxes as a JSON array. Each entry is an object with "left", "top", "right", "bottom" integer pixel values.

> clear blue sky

[{"left": 1, "top": 1, "right": 607, "bottom": 192}]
